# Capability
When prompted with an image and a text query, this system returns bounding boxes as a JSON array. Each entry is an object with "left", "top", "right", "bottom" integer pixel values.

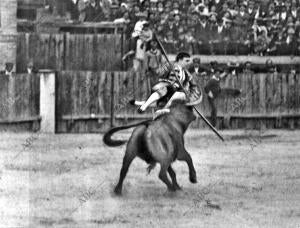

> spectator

[
  {"left": 189, "top": 57, "right": 210, "bottom": 78},
  {"left": 114, "top": 3, "right": 128, "bottom": 20},
  {"left": 254, "top": 29, "right": 269, "bottom": 56},
  {"left": 195, "top": 13, "right": 210, "bottom": 54},
  {"left": 204, "top": 61, "right": 230, "bottom": 127},
  {"left": 242, "top": 61, "right": 254, "bottom": 74},
  {"left": 82, "top": 0, "right": 105, "bottom": 22},
  {"left": 157, "top": 2, "right": 164, "bottom": 14},
  {"left": 297, "top": 29, "right": 300, "bottom": 55},
  {"left": 281, "top": 27, "right": 297, "bottom": 55},
  {"left": 113, "top": 11, "right": 130, "bottom": 24},
  {"left": 1, "top": 63, "right": 14, "bottom": 76},
  {"left": 50, "top": 0, "right": 299, "bottom": 56},
  {"left": 247, "top": 1, "right": 257, "bottom": 21},
  {"left": 145, "top": 40, "right": 163, "bottom": 86},
  {"left": 26, "top": 61, "right": 38, "bottom": 74},
  {"left": 289, "top": 2, "right": 299, "bottom": 21}
]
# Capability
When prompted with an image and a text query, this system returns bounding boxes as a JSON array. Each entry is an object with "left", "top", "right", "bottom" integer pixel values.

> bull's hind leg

[
  {"left": 178, "top": 150, "right": 197, "bottom": 184},
  {"left": 159, "top": 163, "right": 176, "bottom": 192},
  {"left": 114, "top": 126, "right": 146, "bottom": 195},
  {"left": 168, "top": 166, "right": 181, "bottom": 190},
  {"left": 114, "top": 149, "right": 136, "bottom": 195}
]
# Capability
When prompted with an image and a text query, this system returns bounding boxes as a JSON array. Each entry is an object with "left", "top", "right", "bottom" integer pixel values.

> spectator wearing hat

[
  {"left": 266, "top": 3, "right": 276, "bottom": 18},
  {"left": 189, "top": 57, "right": 211, "bottom": 78},
  {"left": 204, "top": 61, "right": 230, "bottom": 127},
  {"left": 211, "top": 16, "right": 227, "bottom": 54},
  {"left": 272, "top": 31, "right": 283, "bottom": 55},
  {"left": 172, "top": 1, "right": 181, "bottom": 15},
  {"left": 247, "top": 1, "right": 258, "bottom": 22},
  {"left": 208, "top": 14, "right": 219, "bottom": 54},
  {"left": 195, "top": 12, "right": 210, "bottom": 54},
  {"left": 278, "top": 6, "right": 288, "bottom": 23},
  {"left": 163, "top": 30, "right": 177, "bottom": 52},
  {"left": 176, "top": 27, "right": 187, "bottom": 52},
  {"left": 149, "top": 0, "right": 158, "bottom": 13},
  {"left": 242, "top": 61, "right": 254, "bottom": 74},
  {"left": 281, "top": 27, "right": 297, "bottom": 55},
  {"left": 163, "top": 15, "right": 177, "bottom": 38},
  {"left": 185, "top": 28, "right": 197, "bottom": 53},
  {"left": 217, "top": 2, "right": 229, "bottom": 22},
  {"left": 130, "top": 4, "right": 141, "bottom": 23},
  {"left": 173, "top": 13, "right": 182, "bottom": 34},
  {"left": 157, "top": 1, "right": 164, "bottom": 14},
  {"left": 238, "top": 31, "right": 254, "bottom": 55},
  {"left": 113, "top": 3, "right": 128, "bottom": 20},
  {"left": 209, "top": 0, "right": 225, "bottom": 14},
  {"left": 82, "top": 0, "right": 105, "bottom": 22},
  {"left": 289, "top": 2, "right": 299, "bottom": 21},
  {"left": 222, "top": 17, "right": 233, "bottom": 54},
  {"left": 254, "top": 28, "right": 269, "bottom": 56},
  {"left": 236, "top": 4, "right": 250, "bottom": 26},
  {"left": 140, "top": 0, "right": 150, "bottom": 12},
  {"left": 187, "top": 1, "right": 197, "bottom": 15}
]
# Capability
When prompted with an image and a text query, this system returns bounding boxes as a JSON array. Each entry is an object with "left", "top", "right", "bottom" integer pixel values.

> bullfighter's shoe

[{"left": 137, "top": 107, "right": 145, "bottom": 113}]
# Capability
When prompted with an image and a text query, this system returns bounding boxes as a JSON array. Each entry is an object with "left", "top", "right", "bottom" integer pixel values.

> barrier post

[{"left": 39, "top": 69, "right": 56, "bottom": 133}]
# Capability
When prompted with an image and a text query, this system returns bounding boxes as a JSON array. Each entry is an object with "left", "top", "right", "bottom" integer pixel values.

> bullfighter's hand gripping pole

[{"left": 154, "top": 34, "right": 225, "bottom": 142}]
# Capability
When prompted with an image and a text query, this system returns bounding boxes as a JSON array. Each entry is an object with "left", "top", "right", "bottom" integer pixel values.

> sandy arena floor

[{"left": 0, "top": 129, "right": 299, "bottom": 228}]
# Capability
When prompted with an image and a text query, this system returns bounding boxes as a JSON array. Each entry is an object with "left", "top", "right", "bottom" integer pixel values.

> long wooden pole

[
  {"left": 154, "top": 34, "right": 225, "bottom": 142},
  {"left": 110, "top": 72, "right": 115, "bottom": 128}
]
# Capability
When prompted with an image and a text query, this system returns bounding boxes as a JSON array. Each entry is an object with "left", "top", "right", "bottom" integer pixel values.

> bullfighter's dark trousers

[{"left": 208, "top": 97, "right": 217, "bottom": 127}]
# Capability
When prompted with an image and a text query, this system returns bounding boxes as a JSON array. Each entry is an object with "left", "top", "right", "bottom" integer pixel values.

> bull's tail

[{"left": 103, "top": 120, "right": 152, "bottom": 147}]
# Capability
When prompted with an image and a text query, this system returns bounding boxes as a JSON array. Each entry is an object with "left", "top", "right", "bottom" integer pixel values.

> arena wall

[
  {"left": 0, "top": 0, "right": 17, "bottom": 70},
  {"left": 1, "top": 71, "right": 300, "bottom": 133}
]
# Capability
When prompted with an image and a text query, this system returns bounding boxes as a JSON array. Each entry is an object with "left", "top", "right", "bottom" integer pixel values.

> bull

[{"left": 103, "top": 101, "right": 198, "bottom": 195}]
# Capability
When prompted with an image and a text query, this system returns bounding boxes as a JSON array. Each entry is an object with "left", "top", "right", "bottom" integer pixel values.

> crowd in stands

[{"left": 45, "top": 0, "right": 300, "bottom": 55}]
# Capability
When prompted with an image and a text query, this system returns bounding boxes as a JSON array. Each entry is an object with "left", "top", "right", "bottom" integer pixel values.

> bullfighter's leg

[
  {"left": 138, "top": 91, "right": 162, "bottom": 112},
  {"left": 168, "top": 166, "right": 181, "bottom": 190},
  {"left": 164, "top": 91, "right": 187, "bottom": 108},
  {"left": 159, "top": 163, "right": 176, "bottom": 191},
  {"left": 129, "top": 100, "right": 156, "bottom": 107},
  {"left": 178, "top": 150, "right": 197, "bottom": 184},
  {"left": 138, "top": 84, "right": 168, "bottom": 113}
]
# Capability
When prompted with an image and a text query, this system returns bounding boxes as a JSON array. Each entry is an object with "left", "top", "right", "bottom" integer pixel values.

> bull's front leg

[{"left": 178, "top": 149, "right": 197, "bottom": 184}]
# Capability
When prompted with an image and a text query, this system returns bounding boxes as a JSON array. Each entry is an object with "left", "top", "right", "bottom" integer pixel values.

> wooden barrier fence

[
  {"left": 1, "top": 71, "right": 300, "bottom": 132},
  {"left": 55, "top": 71, "right": 300, "bottom": 132},
  {"left": 0, "top": 73, "right": 40, "bottom": 131},
  {"left": 16, "top": 33, "right": 123, "bottom": 73}
]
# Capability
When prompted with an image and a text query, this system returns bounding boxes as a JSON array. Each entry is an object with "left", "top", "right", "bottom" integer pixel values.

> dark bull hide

[{"left": 103, "top": 101, "right": 198, "bottom": 195}]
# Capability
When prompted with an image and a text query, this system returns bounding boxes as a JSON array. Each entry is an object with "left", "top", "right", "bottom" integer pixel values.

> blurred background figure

[{"left": 3, "top": 63, "right": 14, "bottom": 76}]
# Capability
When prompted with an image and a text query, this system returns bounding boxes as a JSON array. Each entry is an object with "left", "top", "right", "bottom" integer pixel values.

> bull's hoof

[
  {"left": 168, "top": 186, "right": 176, "bottom": 192},
  {"left": 190, "top": 175, "right": 197, "bottom": 184},
  {"left": 114, "top": 186, "right": 122, "bottom": 195},
  {"left": 174, "top": 184, "right": 182, "bottom": 190}
]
